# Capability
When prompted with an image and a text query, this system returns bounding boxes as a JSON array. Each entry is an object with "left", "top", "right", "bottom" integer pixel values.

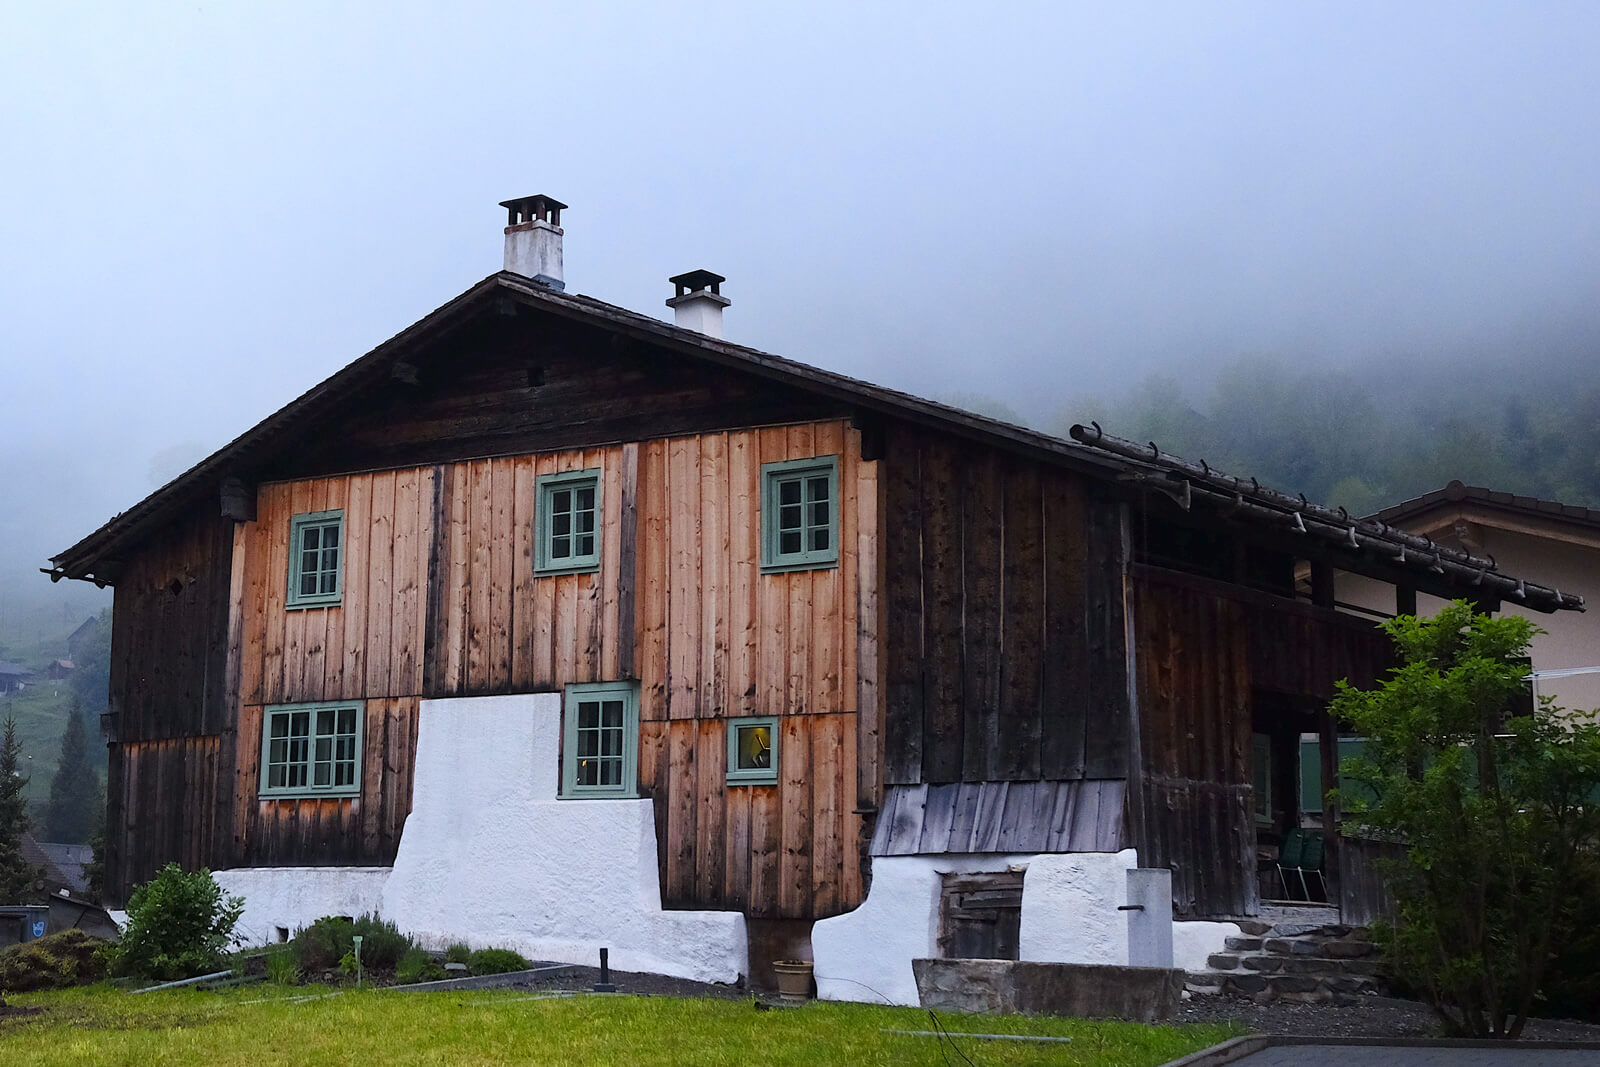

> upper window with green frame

[
  {"left": 760, "top": 455, "right": 839, "bottom": 573},
  {"left": 287, "top": 509, "right": 344, "bottom": 609},
  {"left": 561, "top": 681, "right": 638, "bottom": 799},
  {"left": 536, "top": 468, "right": 603, "bottom": 575},
  {"left": 727, "top": 716, "right": 779, "bottom": 785},
  {"left": 259, "top": 701, "right": 364, "bottom": 799}
]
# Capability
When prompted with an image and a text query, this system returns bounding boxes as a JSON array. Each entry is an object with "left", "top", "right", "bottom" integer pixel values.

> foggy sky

[{"left": 3, "top": 2, "right": 1599, "bottom": 608}]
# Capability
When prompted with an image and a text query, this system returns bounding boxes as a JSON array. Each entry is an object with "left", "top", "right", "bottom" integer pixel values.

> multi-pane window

[
  {"left": 561, "top": 681, "right": 638, "bottom": 798},
  {"left": 761, "top": 456, "right": 839, "bottom": 572},
  {"left": 260, "top": 702, "right": 363, "bottom": 799},
  {"left": 536, "top": 469, "right": 603, "bottom": 575},
  {"left": 727, "top": 717, "right": 779, "bottom": 785},
  {"left": 287, "top": 510, "right": 344, "bottom": 608}
]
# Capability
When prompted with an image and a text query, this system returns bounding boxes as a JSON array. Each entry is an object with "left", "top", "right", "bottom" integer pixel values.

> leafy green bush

[
  {"left": 0, "top": 929, "right": 109, "bottom": 992},
  {"left": 445, "top": 942, "right": 471, "bottom": 965},
  {"left": 396, "top": 947, "right": 445, "bottom": 984},
  {"left": 468, "top": 947, "right": 531, "bottom": 975},
  {"left": 291, "top": 915, "right": 353, "bottom": 974},
  {"left": 292, "top": 913, "right": 413, "bottom": 975},
  {"left": 111, "top": 864, "right": 244, "bottom": 980}
]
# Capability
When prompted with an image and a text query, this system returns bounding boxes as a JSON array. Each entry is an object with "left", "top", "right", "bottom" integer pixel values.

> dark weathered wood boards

[{"left": 881, "top": 425, "right": 1127, "bottom": 787}]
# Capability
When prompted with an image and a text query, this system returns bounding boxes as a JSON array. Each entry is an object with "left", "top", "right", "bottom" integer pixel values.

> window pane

[
  {"left": 780, "top": 480, "right": 801, "bottom": 505},
  {"left": 811, "top": 527, "right": 830, "bottom": 552},
  {"left": 810, "top": 500, "right": 830, "bottom": 527},
  {"left": 317, "top": 709, "right": 335, "bottom": 735},
  {"left": 552, "top": 535, "right": 570, "bottom": 559},
  {"left": 600, "top": 758, "right": 620, "bottom": 786},
  {"left": 577, "top": 487, "right": 594, "bottom": 512},
  {"left": 302, "top": 527, "right": 321, "bottom": 552},
  {"left": 271, "top": 716, "right": 288, "bottom": 740},
  {"left": 323, "top": 526, "right": 339, "bottom": 549},
  {"left": 577, "top": 509, "right": 595, "bottom": 534},
  {"left": 602, "top": 701, "right": 623, "bottom": 728},
  {"left": 552, "top": 512, "right": 571, "bottom": 536},
  {"left": 781, "top": 530, "right": 802, "bottom": 554},
  {"left": 337, "top": 708, "right": 356, "bottom": 734},
  {"left": 577, "top": 534, "right": 594, "bottom": 557},
  {"left": 269, "top": 764, "right": 285, "bottom": 788},
  {"left": 807, "top": 476, "right": 829, "bottom": 502},
  {"left": 780, "top": 503, "right": 802, "bottom": 530},
  {"left": 552, "top": 488, "right": 571, "bottom": 513},
  {"left": 578, "top": 758, "right": 596, "bottom": 786},
  {"left": 737, "top": 724, "right": 772, "bottom": 770},
  {"left": 579, "top": 701, "right": 599, "bottom": 730},
  {"left": 289, "top": 763, "right": 306, "bottom": 788},
  {"left": 290, "top": 712, "right": 310, "bottom": 737}
]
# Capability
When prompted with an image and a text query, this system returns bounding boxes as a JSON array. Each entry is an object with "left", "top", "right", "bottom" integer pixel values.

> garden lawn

[{"left": 1, "top": 984, "right": 1241, "bottom": 1066}]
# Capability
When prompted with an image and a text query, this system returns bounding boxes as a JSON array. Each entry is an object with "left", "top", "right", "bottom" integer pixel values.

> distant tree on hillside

[
  {"left": 0, "top": 716, "right": 40, "bottom": 903},
  {"left": 44, "top": 702, "right": 99, "bottom": 844}
]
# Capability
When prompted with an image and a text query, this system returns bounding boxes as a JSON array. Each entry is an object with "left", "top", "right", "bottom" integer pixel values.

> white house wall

[{"left": 218, "top": 693, "right": 747, "bottom": 985}]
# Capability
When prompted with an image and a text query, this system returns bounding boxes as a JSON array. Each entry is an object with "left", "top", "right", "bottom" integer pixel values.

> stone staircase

[{"left": 1186, "top": 914, "right": 1385, "bottom": 1004}]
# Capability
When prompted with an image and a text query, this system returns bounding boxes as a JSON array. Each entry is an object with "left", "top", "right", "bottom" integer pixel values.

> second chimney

[
  {"left": 666, "top": 270, "right": 730, "bottom": 338},
  {"left": 500, "top": 194, "right": 566, "bottom": 290}
]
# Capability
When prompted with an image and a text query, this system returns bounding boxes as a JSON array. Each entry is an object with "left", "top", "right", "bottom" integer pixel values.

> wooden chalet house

[{"left": 49, "top": 196, "right": 1582, "bottom": 990}]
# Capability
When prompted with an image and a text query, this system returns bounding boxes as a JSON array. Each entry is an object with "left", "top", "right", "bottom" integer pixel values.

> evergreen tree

[
  {"left": 44, "top": 702, "right": 100, "bottom": 844},
  {"left": 0, "top": 715, "right": 40, "bottom": 903}
]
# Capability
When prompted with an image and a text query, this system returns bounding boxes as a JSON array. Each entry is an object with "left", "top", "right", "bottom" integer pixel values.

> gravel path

[{"left": 1177, "top": 992, "right": 1600, "bottom": 1042}]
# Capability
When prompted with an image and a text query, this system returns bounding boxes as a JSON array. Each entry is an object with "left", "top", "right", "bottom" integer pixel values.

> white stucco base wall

[
  {"left": 379, "top": 694, "right": 746, "bottom": 985},
  {"left": 214, "top": 866, "right": 391, "bottom": 947},
  {"left": 1172, "top": 919, "right": 1243, "bottom": 973},
  {"left": 813, "top": 849, "right": 1148, "bottom": 1006}
]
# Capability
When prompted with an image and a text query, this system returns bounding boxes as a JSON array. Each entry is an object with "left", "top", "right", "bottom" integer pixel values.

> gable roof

[
  {"left": 47, "top": 272, "right": 1584, "bottom": 614},
  {"left": 1372, "top": 480, "right": 1600, "bottom": 539}
]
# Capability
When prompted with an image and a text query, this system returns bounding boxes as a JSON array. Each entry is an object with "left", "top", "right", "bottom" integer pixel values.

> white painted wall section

[
  {"left": 1172, "top": 919, "right": 1244, "bottom": 973},
  {"left": 1015, "top": 849, "right": 1140, "bottom": 965},
  {"left": 214, "top": 866, "right": 391, "bottom": 947},
  {"left": 380, "top": 694, "right": 746, "bottom": 984}
]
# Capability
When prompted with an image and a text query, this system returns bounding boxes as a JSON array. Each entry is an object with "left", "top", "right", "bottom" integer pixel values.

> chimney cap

[
  {"left": 500, "top": 194, "right": 567, "bottom": 228},
  {"left": 668, "top": 269, "right": 726, "bottom": 299}
]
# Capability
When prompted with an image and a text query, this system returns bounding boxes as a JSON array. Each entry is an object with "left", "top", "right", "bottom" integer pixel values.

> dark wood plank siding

[
  {"left": 880, "top": 424, "right": 1125, "bottom": 787},
  {"left": 1130, "top": 564, "right": 1392, "bottom": 917}
]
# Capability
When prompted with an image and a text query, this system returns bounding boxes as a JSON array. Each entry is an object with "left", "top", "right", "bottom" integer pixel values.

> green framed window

[
  {"left": 536, "top": 469, "right": 603, "bottom": 575},
  {"left": 760, "top": 456, "right": 839, "bottom": 573},
  {"left": 727, "top": 716, "right": 779, "bottom": 785},
  {"left": 561, "top": 681, "right": 638, "bottom": 798},
  {"left": 259, "top": 702, "right": 364, "bottom": 799},
  {"left": 287, "top": 509, "right": 344, "bottom": 609}
]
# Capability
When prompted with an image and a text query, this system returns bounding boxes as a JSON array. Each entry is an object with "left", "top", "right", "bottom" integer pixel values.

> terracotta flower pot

[{"left": 771, "top": 959, "right": 814, "bottom": 1002}]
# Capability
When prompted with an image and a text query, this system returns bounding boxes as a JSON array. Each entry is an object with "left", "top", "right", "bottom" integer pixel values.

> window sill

[
  {"left": 557, "top": 791, "right": 640, "bottom": 801},
  {"left": 285, "top": 599, "right": 342, "bottom": 611},
  {"left": 726, "top": 776, "right": 778, "bottom": 787},
  {"left": 258, "top": 790, "right": 361, "bottom": 801},
  {"left": 759, "top": 557, "right": 839, "bottom": 575},
  {"left": 533, "top": 562, "right": 602, "bottom": 578}
]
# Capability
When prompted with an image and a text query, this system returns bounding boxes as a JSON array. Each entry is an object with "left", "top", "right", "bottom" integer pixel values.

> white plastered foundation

[
  {"left": 216, "top": 693, "right": 746, "bottom": 984},
  {"left": 812, "top": 848, "right": 1240, "bottom": 1005},
  {"left": 214, "top": 866, "right": 391, "bottom": 947}
]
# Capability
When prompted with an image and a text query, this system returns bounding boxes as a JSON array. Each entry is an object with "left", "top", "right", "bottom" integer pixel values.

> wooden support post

[
  {"left": 1310, "top": 561, "right": 1335, "bottom": 609},
  {"left": 1318, "top": 707, "right": 1340, "bottom": 913},
  {"left": 1395, "top": 585, "right": 1418, "bottom": 618}
]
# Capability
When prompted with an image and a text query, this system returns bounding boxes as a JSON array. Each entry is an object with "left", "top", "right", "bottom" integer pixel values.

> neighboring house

[
  {"left": 46, "top": 196, "right": 1581, "bottom": 995},
  {"left": 65, "top": 614, "right": 100, "bottom": 663},
  {"left": 18, "top": 833, "right": 118, "bottom": 941},
  {"left": 1337, "top": 480, "right": 1600, "bottom": 711},
  {"left": 44, "top": 659, "right": 75, "bottom": 680},
  {"left": 0, "top": 661, "right": 29, "bottom": 694}
]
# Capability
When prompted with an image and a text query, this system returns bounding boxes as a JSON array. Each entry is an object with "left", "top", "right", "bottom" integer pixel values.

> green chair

[
  {"left": 1275, "top": 828, "right": 1306, "bottom": 900},
  {"left": 1295, "top": 832, "right": 1327, "bottom": 901}
]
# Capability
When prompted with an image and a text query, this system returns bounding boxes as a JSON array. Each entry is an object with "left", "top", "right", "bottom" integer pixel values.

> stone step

[
  {"left": 1213, "top": 971, "right": 1382, "bottom": 1002},
  {"left": 1205, "top": 953, "right": 1382, "bottom": 977}
]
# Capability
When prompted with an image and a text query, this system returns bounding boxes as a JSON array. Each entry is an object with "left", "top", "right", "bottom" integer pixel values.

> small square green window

[
  {"left": 760, "top": 456, "right": 839, "bottom": 573},
  {"left": 287, "top": 510, "right": 344, "bottom": 609},
  {"left": 259, "top": 701, "right": 363, "bottom": 799},
  {"left": 727, "top": 716, "right": 779, "bottom": 785},
  {"left": 561, "top": 681, "right": 638, "bottom": 798},
  {"left": 536, "top": 469, "right": 603, "bottom": 575}
]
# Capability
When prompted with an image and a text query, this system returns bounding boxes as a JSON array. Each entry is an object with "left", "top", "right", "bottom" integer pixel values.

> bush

[
  {"left": 291, "top": 913, "right": 412, "bottom": 975},
  {"left": 0, "top": 930, "right": 109, "bottom": 992},
  {"left": 395, "top": 947, "right": 445, "bottom": 984},
  {"left": 468, "top": 947, "right": 531, "bottom": 975},
  {"left": 264, "top": 949, "right": 300, "bottom": 986},
  {"left": 444, "top": 942, "right": 471, "bottom": 965},
  {"left": 111, "top": 864, "right": 244, "bottom": 981}
]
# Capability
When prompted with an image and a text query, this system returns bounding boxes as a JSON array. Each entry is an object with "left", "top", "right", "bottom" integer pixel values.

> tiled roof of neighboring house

[
  {"left": 0, "top": 661, "right": 29, "bottom": 677},
  {"left": 45, "top": 273, "right": 1585, "bottom": 614},
  {"left": 1371, "top": 480, "right": 1600, "bottom": 535}
]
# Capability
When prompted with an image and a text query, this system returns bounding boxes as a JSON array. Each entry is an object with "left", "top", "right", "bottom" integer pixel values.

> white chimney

[
  {"left": 666, "top": 270, "right": 730, "bottom": 338},
  {"left": 500, "top": 194, "right": 565, "bottom": 290}
]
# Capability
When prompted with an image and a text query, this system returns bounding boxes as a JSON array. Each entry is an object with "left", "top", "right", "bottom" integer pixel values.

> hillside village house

[
  {"left": 1338, "top": 481, "right": 1600, "bottom": 711},
  {"left": 48, "top": 197, "right": 1583, "bottom": 998}
]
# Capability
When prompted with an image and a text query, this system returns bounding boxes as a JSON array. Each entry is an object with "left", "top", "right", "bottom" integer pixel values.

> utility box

[{"left": 0, "top": 905, "right": 51, "bottom": 949}]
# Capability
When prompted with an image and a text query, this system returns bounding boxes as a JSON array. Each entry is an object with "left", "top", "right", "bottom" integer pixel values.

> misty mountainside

[
  {"left": 989, "top": 351, "right": 1600, "bottom": 520},
  {"left": 0, "top": 605, "right": 109, "bottom": 841}
]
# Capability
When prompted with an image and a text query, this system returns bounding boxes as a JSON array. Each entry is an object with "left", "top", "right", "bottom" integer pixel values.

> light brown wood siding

[{"left": 222, "top": 418, "right": 877, "bottom": 919}]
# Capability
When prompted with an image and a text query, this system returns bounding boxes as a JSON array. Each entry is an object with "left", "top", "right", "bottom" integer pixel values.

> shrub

[
  {"left": 264, "top": 949, "right": 300, "bottom": 986},
  {"left": 291, "top": 913, "right": 413, "bottom": 975},
  {"left": 396, "top": 947, "right": 445, "bottom": 984},
  {"left": 111, "top": 864, "right": 244, "bottom": 981},
  {"left": 444, "top": 942, "right": 471, "bottom": 965},
  {"left": 291, "top": 915, "right": 353, "bottom": 974},
  {"left": 0, "top": 930, "right": 109, "bottom": 992},
  {"left": 468, "top": 947, "right": 531, "bottom": 975}
]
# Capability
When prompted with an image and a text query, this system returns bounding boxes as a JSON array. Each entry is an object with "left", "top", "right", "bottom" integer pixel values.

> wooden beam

[
  {"left": 219, "top": 477, "right": 256, "bottom": 522},
  {"left": 1395, "top": 585, "right": 1418, "bottom": 618},
  {"left": 1310, "top": 561, "right": 1335, "bottom": 609}
]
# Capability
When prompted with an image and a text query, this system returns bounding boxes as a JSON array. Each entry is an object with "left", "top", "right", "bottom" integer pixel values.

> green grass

[{"left": 1, "top": 984, "right": 1242, "bottom": 1066}]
